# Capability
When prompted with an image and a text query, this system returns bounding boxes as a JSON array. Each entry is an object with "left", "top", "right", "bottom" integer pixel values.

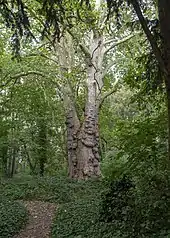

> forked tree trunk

[{"left": 67, "top": 34, "right": 103, "bottom": 179}]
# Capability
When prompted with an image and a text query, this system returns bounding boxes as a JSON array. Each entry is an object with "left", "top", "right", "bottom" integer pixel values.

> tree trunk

[
  {"left": 67, "top": 105, "right": 100, "bottom": 179},
  {"left": 38, "top": 119, "right": 47, "bottom": 176},
  {"left": 23, "top": 142, "right": 36, "bottom": 174},
  {"left": 165, "top": 81, "right": 170, "bottom": 164},
  {"left": 57, "top": 29, "right": 103, "bottom": 179},
  {"left": 10, "top": 147, "right": 17, "bottom": 177},
  {"left": 2, "top": 145, "right": 8, "bottom": 177},
  {"left": 66, "top": 33, "right": 103, "bottom": 179},
  {"left": 76, "top": 107, "right": 101, "bottom": 179},
  {"left": 158, "top": 0, "right": 170, "bottom": 165},
  {"left": 66, "top": 106, "right": 80, "bottom": 178}
]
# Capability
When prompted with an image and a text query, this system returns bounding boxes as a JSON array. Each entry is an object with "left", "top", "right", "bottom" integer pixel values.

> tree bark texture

[
  {"left": 67, "top": 105, "right": 101, "bottom": 179},
  {"left": 158, "top": 0, "right": 170, "bottom": 165},
  {"left": 59, "top": 32, "right": 103, "bottom": 179},
  {"left": 67, "top": 34, "right": 103, "bottom": 179}
]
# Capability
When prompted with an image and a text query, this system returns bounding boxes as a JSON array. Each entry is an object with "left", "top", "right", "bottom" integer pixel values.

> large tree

[{"left": 52, "top": 0, "right": 135, "bottom": 179}]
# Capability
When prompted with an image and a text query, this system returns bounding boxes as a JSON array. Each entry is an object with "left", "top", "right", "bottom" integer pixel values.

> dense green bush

[
  {"left": 51, "top": 198, "right": 119, "bottom": 238},
  {"left": 100, "top": 176, "right": 135, "bottom": 224},
  {"left": 99, "top": 175, "right": 170, "bottom": 238},
  {"left": 0, "top": 199, "right": 28, "bottom": 238},
  {"left": 99, "top": 96, "right": 170, "bottom": 237}
]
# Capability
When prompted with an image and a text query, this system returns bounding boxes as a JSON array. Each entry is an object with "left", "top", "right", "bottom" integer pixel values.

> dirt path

[{"left": 14, "top": 201, "right": 56, "bottom": 238}]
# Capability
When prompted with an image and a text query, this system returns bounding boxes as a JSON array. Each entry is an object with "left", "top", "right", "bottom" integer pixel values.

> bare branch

[
  {"left": 1, "top": 71, "right": 60, "bottom": 93},
  {"left": 0, "top": 71, "right": 45, "bottom": 89}
]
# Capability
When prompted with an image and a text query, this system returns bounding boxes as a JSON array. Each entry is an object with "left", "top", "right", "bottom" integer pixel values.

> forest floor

[
  {"left": 0, "top": 175, "right": 103, "bottom": 237},
  {"left": 14, "top": 201, "right": 56, "bottom": 238}
]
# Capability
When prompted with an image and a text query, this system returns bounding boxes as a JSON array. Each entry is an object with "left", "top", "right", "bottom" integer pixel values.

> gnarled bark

[
  {"left": 66, "top": 32, "right": 103, "bottom": 179},
  {"left": 66, "top": 106, "right": 80, "bottom": 178},
  {"left": 67, "top": 107, "right": 100, "bottom": 179}
]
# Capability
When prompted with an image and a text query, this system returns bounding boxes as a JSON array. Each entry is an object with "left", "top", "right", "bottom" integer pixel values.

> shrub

[
  {"left": 0, "top": 176, "right": 103, "bottom": 203},
  {"left": 99, "top": 175, "right": 170, "bottom": 238},
  {"left": 0, "top": 199, "right": 28, "bottom": 238},
  {"left": 51, "top": 198, "right": 103, "bottom": 238},
  {"left": 100, "top": 175, "right": 135, "bottom": 224}
]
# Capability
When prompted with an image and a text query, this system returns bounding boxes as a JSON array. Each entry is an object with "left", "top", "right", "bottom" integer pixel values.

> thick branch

[
  {"left": 104, "top": 34, "right": 135, "bottom": 55},
  {"left": 131, "top": 0, "right": 167, "bottom": 75}
]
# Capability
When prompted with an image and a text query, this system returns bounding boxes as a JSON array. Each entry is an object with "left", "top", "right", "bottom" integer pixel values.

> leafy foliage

[
  {"left": 51, "top": 199, "right": 101, "bottom": 238},
  {"left": 0, "top": 175, "right": 103, "bottom": 203},
  {"left": 0, "top": 199, "right": 28, "bottom": 238},
  {"left": 100, "top": 176, "right": 135, "bottom": 223},
  {"left": 99, "top": 175, "right": 170, "bottom": 237}
]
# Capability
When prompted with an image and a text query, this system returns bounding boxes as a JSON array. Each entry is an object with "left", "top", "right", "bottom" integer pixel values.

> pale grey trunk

[
  {"left": 73, "top": 34, "right": 104, "bottom": 179},
  {"left": 57, "top": 31, "right": 104, "bottom": 179}
]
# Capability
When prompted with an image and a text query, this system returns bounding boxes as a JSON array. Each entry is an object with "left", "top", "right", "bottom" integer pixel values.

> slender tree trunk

[
  {"left": 2, "top": 145, "right": 8, "bottom": 177},
  {"left": 7, "top": 152, "right": 12, "bottom": 177},
  {"left": 1, "top": 129, "right": 8, "bottom": 176},
  {"left": 38, "top": 119, "right": 47, "bottom": 176},
  {"left": 10, "top": 147, "right": 17, "bottom": 177},
  {"left": 23, "top": 142, "right": 36, "bottom": 174}
]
